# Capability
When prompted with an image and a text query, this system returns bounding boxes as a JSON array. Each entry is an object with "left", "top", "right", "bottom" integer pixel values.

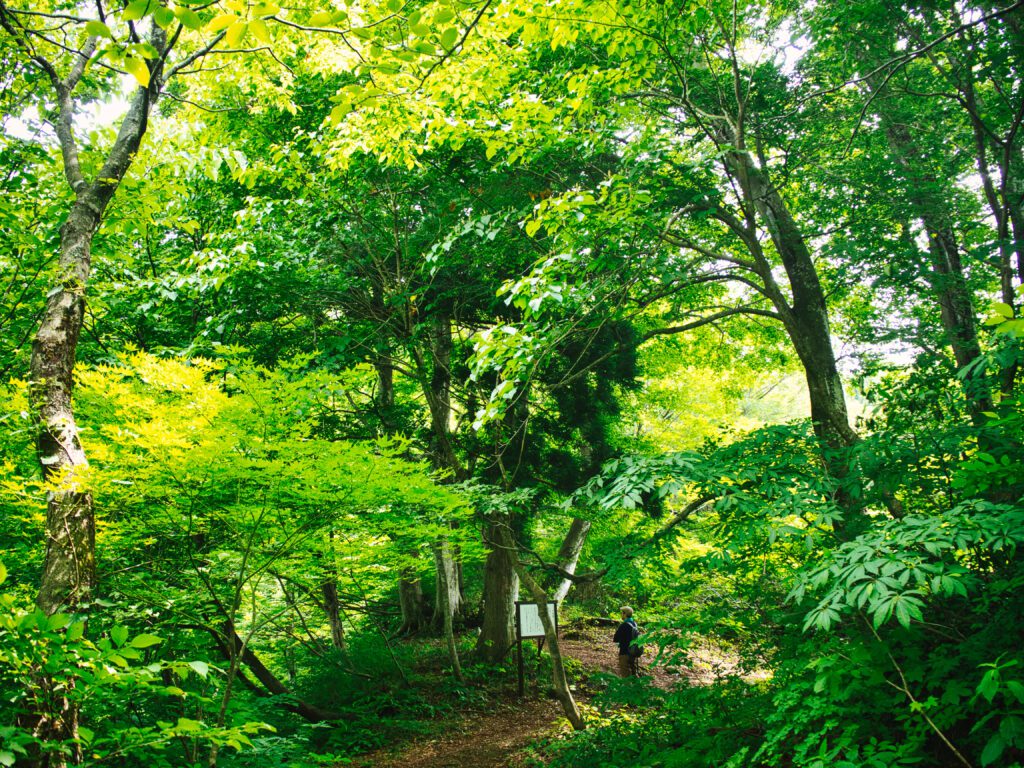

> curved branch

[{"left": 642, "top": 306, "right": 781, "bottom": 341}]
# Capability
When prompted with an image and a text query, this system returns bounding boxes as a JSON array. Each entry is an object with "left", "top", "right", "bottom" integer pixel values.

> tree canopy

[{"left": 1, "top": 0, "right": 1023, "bottom": 767}]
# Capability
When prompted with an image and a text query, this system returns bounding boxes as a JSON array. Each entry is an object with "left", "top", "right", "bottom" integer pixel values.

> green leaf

[
  {"left": 253, "top": 1, "right": 280, "bottom": 16},
  {"left": 130, "top": 633, "right": 163, "bottom": 649},
  {"left": 992, "top": 302, "right": 1014, "bottom": 318},
  {"left": 977, "top": 670, "right": 1000, "bottom": 703},
  {"left": 173, "top": 6, "right": 203, "bottom": 29},
  {"left": 440, "top": 26, "right": 458, "bottom": 49},
  {"left": 123, "top": 0, "right": 154, "bottom": 21},
  {"left": 111, "top": 625, "right": 129, "bottom": 647},
  {"left": 249, "top": 18, "right": 271, "bottom": 43},
  {"left": 153, "top": 6, "right": 175, "bottom": 27},
  {"left": 980, "top": 734, "right": 1004, "bottom": 766},
  {"left": 0, "top": 751, "right": 14, "bottom": 767},
  {"left": 85, "top": 20, "right": 114, "bottom": 38},
  {"left": 1005, "top": 680, "right": 1024, "bottom": 703},
  {"left": 329, "top": 102, "right": 352, "bottom": 124},
  {"left": 124, "top": 55, "right": 151, "bottom": 87},
  {"left": 309, "top": 11, "right": 334, "bottom": 25},
  {"left": 133, "top": 41, "right": 160, "bottom": 59},
  {"left": 188, "top": 660, "right": 210, "bottom": 678},
  {"left": 386, "top": 0, "right": 403, "bottom": 11},
  {"left": 225, "top": 20, "right": 248, "bottom": 46},
  {"left": 0, "top": 562, "right": 6, "bottom": 586},
  {"left": 435, "top": 7, "right": 455, "bottom": 23},
  {"left": 208, "top": 13, "right": 237, "bottom": 32}
]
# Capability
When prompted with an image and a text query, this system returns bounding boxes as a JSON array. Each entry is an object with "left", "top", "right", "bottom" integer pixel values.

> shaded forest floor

[{"left": 352, "top": 625, "right": 704, "bottom": 768}]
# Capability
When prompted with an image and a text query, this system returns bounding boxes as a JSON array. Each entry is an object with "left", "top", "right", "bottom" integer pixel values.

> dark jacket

[{"left": 613, "top": 617, "right": 638, "bottom": 655}]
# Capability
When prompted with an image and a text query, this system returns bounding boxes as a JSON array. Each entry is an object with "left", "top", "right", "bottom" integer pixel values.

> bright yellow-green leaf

[
  {"left": 130, "top": 633, "right": 163, "bottom": 648},
  {"left": 225, "top": 0, "right": 246, "bottom": 11},
  {"left": 386, "top": 0, "right": 403, "bottom": 11},
  {"left": 440, "top": 26, "right": 458, "bottom": 49},
  {"left": 225, "top": 20, "right": 248, "bottom": 46},
  {"left": 249, "top": 17, "right": 271, "bottom": 43},
  {"left": 173, "top": 6, "right": 203, "bottom": 29},
  {"left": 85, "top": 19, "right": 114, "bottom": 38},
  {"left": 0, "top": 562, "right": 6, "bottom": 585},
  {"left": 133, "top": 41, "right": 159, "bottom": 59},
  {"left": 253, "top": 1, "right": 279, "bottom": 17},
  {"left": 309, "top": 11, "right": 334, "bottom": 25},
  {"left": 208, "top": 13, "right": 237, "bottom": 32},
  {"left": 123, "top": 0, "right": 154, "bottom": 21},
  {"left": 124, "top": 55, "right": 151, "bottom": 87},
  {"left": 993, "top": 301, "right": 1014, "bottom": 318},
  {"left": 329, "top": 102, "right": 351, "bottom": 124},
  {"left": 153, "top": 6, "right": 175, "bottom": 27},
  {"left": 435, "top": 7, "right": 454, "bottom": 23}
]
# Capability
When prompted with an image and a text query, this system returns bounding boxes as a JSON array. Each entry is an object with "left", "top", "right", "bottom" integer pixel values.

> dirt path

[
  {"left": 354, "top": 697, "right": 562, "bottom": 768},
  {"left": 354, "top": 626, "right": 693, "bottom": 768}
]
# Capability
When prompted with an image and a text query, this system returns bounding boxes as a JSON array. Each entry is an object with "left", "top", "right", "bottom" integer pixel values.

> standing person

[{"left": 613, "top": 605, "right": 640, "bottom": 677}]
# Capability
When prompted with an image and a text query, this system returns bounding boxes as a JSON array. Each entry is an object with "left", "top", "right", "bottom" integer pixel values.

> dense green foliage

[{"left": 2, "top": 0, "right": 1023, "bottom": 766}]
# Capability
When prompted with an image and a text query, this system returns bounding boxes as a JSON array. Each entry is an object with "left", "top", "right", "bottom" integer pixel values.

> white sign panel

[{"left": 517, "top": 601, "right": 558, "bottom": 639}]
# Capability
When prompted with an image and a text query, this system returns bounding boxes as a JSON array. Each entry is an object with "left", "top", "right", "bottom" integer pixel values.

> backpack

[{"left": 627, "top": 623, "right": 643, "bottom": 658}]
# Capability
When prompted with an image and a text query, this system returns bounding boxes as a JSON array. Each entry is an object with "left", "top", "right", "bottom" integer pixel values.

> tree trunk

[
  {"left": 432, "top": 541, "right": 463, "bottom": 630},
  {"left": 724, "top": 145, "right": 858, "bottom": 451},
  {"left": 398, "top": 571, "right": 427, "bottom": 635},
  {"left": 475, "top": 516, "right": 519, "bottom": 661},
  {"left": 552, "top": 517, "right": 591, "bottom": 603},
  {"left": 32, "top": 200, "right": 101, "bottom": 616},
  {"left": 433, "top": 542, "right": 464, "bottom": 683},
  {"left": 878, "top": 114, "right": 991, "bottom": 420},
  {"left": 30, "top": 79, "right": 151, "bottom": 616},
  {"left": 320, "top": 580, "right": 347, "bottom": 652}
]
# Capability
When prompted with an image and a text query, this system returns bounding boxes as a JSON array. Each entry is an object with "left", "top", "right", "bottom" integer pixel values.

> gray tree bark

[{"left": 552, "top": 517, "right": 591, "bottom": 603}]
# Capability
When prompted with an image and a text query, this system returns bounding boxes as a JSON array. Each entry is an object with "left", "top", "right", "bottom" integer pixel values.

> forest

[{"left": 1, "top": 0, "right": 1022, "bottom": 766}]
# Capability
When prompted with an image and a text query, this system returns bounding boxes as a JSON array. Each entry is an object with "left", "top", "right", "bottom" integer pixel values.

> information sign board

[
  {"left": 515, "top": 600, "right": 559, "bottom": 697},
  {"left": 516, "top": 601, "right": 558, "bottom": 639}
]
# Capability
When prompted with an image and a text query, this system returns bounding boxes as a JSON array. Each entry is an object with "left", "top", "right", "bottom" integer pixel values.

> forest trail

[{"left": 354, "top": 626, "right": 699, "bottom": 768}]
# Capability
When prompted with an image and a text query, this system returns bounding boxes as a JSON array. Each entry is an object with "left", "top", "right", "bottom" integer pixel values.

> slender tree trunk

[
  {"left": 432, "top": 540, "right": 463, "bottom": 630},
  {"left": 877, "top": 113, "right": 991, "bottom": 419},
  {"left": 30, "top": 60, "right": 153, "bottom": 619},
  {"left": 320, "top": 580, "right": 347, "bottom": 652},
  {"left": 433, "top": 542, "right": 464, "bottom": 683},
  {"left": 32, "top": 201, "right": 100, "bottom": 616},
  {"left": 415, "top": 316, "right": 466, "bottom": 630},
  {"left": 552, "top": 517, "right": 591, "bottom": 603},
  {"left": 724, "top": 145, "right": 858, "bottom": 451}
]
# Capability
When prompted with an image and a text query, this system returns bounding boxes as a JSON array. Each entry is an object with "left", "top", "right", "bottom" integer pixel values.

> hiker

[{"left": 613, "top": 605, "right": 641, "bottom": 676}]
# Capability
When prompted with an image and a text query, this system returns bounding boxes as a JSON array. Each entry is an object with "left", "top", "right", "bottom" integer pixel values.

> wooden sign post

[{"left": 515, "top": 600, "right": 558, "bottom": 698}]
